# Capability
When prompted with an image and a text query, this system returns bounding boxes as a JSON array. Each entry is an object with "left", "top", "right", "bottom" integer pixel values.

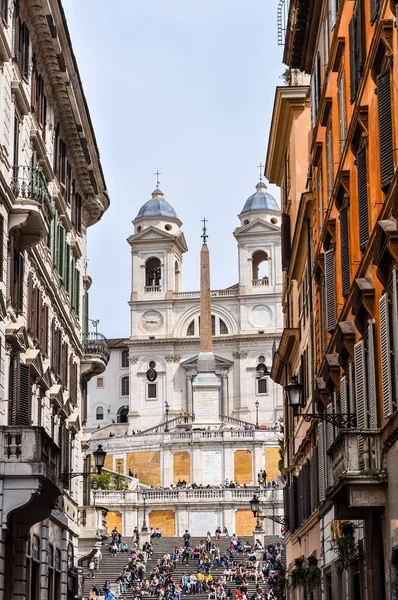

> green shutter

[
  {"left": 65, "top": 244, "right": 70, "bottom": 293},
  {"left": 75, "top": 268, "right": 80, "bottom": 317},
  {"left": 83, "top": 291, "right": 89, "bottom": 335}
]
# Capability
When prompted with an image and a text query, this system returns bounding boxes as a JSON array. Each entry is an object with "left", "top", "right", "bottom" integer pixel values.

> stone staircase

[{"left": 82, "top": 536, "right": 285, "bottom": 599}]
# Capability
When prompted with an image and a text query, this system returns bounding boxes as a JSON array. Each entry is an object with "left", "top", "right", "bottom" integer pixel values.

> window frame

[
  {"left": 121, "top": 349, "right": 129, "bottom": 369},
  {"left": 146, "top": 382, "right": 158, "bottom": 400},
  {"left": 96, "top": 406, "right": 104, "bottom": 421},
  {"left": 96, "top": 377, "right": 104, "bottom": 389},
  {"left": 256, "top": 377, "right": 268, "bottom": 396},
  {"left": 121, "top": 376, "right": 129, "bottom": 397}
]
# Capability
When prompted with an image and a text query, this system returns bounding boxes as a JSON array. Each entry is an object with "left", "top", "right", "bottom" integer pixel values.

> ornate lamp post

[
  {"left": 285, "top": 375, "right": 356, "bottom": 427},
  {"left": 92, "top": 480, "right": 99, "bottom": 507},
  {"left": 116, "top": 459, "right": 122, "bottom": 490},
  {"left": 249, "top": 493, "right": 289, "bottom": 527},
  {"left": 61, "top": 444, "right": 107, "bottom": 483},
  {"left": 141, "top": 492, "right": 148, "bottom": 533},
  {"left": 255, "top": 400, "right": 259, "bottom": 429}
]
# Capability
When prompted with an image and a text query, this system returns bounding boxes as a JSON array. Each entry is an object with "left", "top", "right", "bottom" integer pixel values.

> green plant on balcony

[
  {"left": 332, "top": 522, "right": 363, "bottom": 572},
  {"left": 290, "top": 556, "right": 306, "bottom": 589},
  {"left": 91, "top": 471, "right": 112, "bottom": 489},
  {"left": 306, "top": 556, "right": 322, "bottom": 592}
]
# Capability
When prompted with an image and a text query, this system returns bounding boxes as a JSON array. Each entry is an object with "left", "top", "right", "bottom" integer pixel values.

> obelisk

[{"left": 192, "top": 220, "right": 221, "bottom": 423}]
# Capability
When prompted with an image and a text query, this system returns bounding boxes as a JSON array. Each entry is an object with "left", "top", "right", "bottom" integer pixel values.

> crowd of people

[{"left": 85, "top": 530, "right": 286, "bottom": 600}]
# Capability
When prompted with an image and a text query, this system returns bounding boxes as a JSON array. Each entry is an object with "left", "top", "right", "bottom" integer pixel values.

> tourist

[
  {"left": 94, "top": 547, "right": 102, "bottom": 571},
  {"left": 183, "top": 530, "right": 191, "bottom": 547},
  {"left": 90, "top": 584, "right": 100, "bottom": 597},
  {"left": 103, "top": 580, "right": 116, "bottom": 600},
  {"left": 205, "top": 531, "right": 211, "bottom": 552},
  {"left": 88, "top": 558, "right": 95, "bottom": 578}
]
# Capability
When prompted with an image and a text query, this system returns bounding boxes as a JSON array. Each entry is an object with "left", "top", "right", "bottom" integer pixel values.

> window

[
  {"left": 326, "top": 121, "right": 333, "bottom": 199},
  {"left": 9, "top": 235, "right": 24, "bottom": 314},
  {"left": 317, "top": 166, "right": 323, "bottom": 231},
  {"left": 252, "top": 250, "right": 269, "bottom": 284},
  {"left": 117, "top": 406, "right": 129, "bottom": 423},
  {"left": 324, "top": 249, "right": 336, "bottom": 332},
  {"left": 220, "top": 319, "right": 228, "bottom": 335},
  {"left": 0, "top": 0, "right": 8, "bottom": 24},
  {"left": 121, "top": 376, "right": 129, "bottom": 396},
  {"left": 31, "top": 57, "right": 47, "bottom": 134},
  {"left": 187, "top": 320, "right": 195, "bottom": 336},
  {"left": 96, "top": 377, "right": 104, "bottom": 389},
  {"left": 310, "top": 52, "right": 321, "bottom": 128},
  {"left": 147, "top": 383, "right": 157, "bottom": 400},
  {"left": 14, "top": 9, "right": 30, "bottom": 81},
  {"left": 339, "top": 203, "right": 350, "bottom": 297},
  {"left": 348, "top": 1, "right": 365, "bottom": 104},
  {"left": 71, "top": 190, "right": 82, "bottom": 234},
  {"left": 377, "top": 69, "right": 394, "bottom": 191},
  {"left": 338, "top": 69, "right": 346, "bottom": 152},
  {"left": 96, "top": 406, "right": 103, "bottom": 421},
  {"left": 370, "top": 0, "right": 381, "bottom": 24},
  {"left": 257, "top": 378, "right": 268, "bottom": 395},
  {"left": 145, "top": 257, "right": 161, "bottom": 289},
  {"left": 357, "top": 145, "right": 369, "bottom": 251},
  {"left": 281, "top": 213, "right": 291, "bottom": 271},
  {"left": 121, "top": 350, "right": 129, "bottom": 368}
]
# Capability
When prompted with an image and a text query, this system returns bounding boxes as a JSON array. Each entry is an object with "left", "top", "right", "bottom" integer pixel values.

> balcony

[
  {"left": 9, "top": 166, "right": 55, "bottom": 249},
  {"left": 145, "top": 285, "right": 161, "bottom": 293},
  {"left": 327, "top": 429, "right": 387, "bottom": 517},
  {"left": 252, "top": 278, "right": 269, "bottom": 287},
  {"left": 81, "top": 332, "right": 110, "bottom": 382},
  {"left": 93, "top": 487, "right": 283, "bottom": 508},
  {"left": 0, "top": 426, "right": 62, "bottom": 529}
]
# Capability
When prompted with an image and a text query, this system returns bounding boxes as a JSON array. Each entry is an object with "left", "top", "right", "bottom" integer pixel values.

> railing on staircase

[
  {"left": 139, "top": 414, "right": 195, "bottom": 435},
  {"left": 221, "top": 414, "right": 256, "bottom": 429}
]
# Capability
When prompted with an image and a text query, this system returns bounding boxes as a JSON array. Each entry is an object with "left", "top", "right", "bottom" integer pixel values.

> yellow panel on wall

[
  {"left": 149, "top": 510, "right": 175, "bottom": 537},
  {"left": 235, "top": 509, "right": 256, "bottom": 537},
  {"left": 106, "top": 511, "right": 122, "bottom": 535},
  {"left": 126, "top": 451, "right": 161, "bottom": 486},
  {"left": 234, "top": 450, "right": 252, "bottom": 484},
  {"left": 173, "top": 452, "right": 190, "bottom": 483},
  {"left": 104, "top": 454, "right": 114, "bottom": 471},
  {"left": 264, "top": 447, "right": 280, "bottom": 482}
]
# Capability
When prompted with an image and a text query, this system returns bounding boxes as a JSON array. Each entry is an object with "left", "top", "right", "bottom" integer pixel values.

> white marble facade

[{"left": 87, "top": 181, "right": 284, "bottom": 431}]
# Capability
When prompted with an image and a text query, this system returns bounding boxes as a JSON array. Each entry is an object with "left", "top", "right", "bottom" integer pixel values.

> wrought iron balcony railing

[
  {"left": 10, "top": 165, "right": 55, "bottom": 223},
  {"left": 83, "top": 332, "right": 110, "bottom": 363}
]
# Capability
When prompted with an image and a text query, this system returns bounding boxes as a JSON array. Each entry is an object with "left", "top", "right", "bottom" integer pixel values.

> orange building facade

[{"left": 267, "top": 0, "right": 398, "bottom": 598}]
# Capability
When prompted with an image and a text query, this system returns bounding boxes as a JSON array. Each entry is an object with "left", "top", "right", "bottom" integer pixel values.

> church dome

[
  {"left": 241, "top": 181, "right": 280, "bottom": 213},
  {"left": 136, "top": 187, "right": 178, "bottom": 219}
]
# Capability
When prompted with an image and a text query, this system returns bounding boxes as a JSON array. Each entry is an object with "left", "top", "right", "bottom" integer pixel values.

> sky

[{"left": 62, "top": 0, "right": 284, "bottom": 338}]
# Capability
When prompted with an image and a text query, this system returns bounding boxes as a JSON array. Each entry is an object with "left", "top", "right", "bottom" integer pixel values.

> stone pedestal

[{"left": 193, "top": 354, "right": 221, "bottom": 424}]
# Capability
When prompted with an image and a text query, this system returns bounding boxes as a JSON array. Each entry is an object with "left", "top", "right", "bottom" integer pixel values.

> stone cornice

[
  {"left": 24, "top": 0, "right": 109, "bottom": 227},
  {"left": 265, "top": 85, "right": 310, "bottom": 186},
  {"left": 127, "top": 333, "right": 282, "bottom": 347}
]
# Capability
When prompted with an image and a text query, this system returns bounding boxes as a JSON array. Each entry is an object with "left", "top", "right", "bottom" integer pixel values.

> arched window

[
  {"left": 121, "top": 349, "right": 129, "bottom": 368},
  {"left": 96, "top": 406, "right": 104, "bottom": 420},
  {"left": 145, "top": 257, "right": 161, "bottom": 289},
  {"left": 121, "top": 376, "right": 129, "bottom": 396},
  {"left": 252, "top": 250, "right": 269, "bottom": 286},
  {"left": 220, "top": 319, "right": 228, "bottom": 335},
  {"left": 187, "top": 320, "right": 195, "bottom": 336},
  {"left": 117, "top": 406, "right": 129, "bottom": 423}
]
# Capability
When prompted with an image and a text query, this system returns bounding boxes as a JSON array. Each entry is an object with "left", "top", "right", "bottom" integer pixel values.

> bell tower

[{"left": 127, "top": 185, "right": 188, "bottom": 303}]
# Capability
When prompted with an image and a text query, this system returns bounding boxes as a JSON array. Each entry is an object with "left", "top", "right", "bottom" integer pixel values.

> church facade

[{"left": 85, "top": 180, "right": 285, "bottom": 538}]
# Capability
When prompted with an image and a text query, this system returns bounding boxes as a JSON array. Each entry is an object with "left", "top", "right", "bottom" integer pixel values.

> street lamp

[
  {"left": 249, "top": 493, "right": 289, "bottom": 527},
  {"left": 92, "top": 480, "right": 99, "bottom": 507},
  {"left": 141, "top": 492, "right": 148, "bottom": 533},
  {"left": 164, "top": 401, "right": 170, "bottom": 432},
  {"left": 255, "top": 400, "right": 259, "bottom": 429},
  {"left": 61, "top": 444, "right": 107, "bottom": 483},
  {"left": 116, "top": 459, "right": 122, "bottom": 490},
  {"left": 88, "top": 318, "right": 100, "bottom": 336},
  {"left": 285, "top": 375, "right": 357, "bottom": 428}
]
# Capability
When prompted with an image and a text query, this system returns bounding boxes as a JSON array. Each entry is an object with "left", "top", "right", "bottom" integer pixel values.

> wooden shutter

[
  {"left": 367, "top": 322, "right": 377, "bottom": 429},
  {"left": 324, "top": 249, "right": 336, "bottom": 331},
  {"left": 318, "top": 424, "right": 325, "bottom": 502},
  {"left": 326, "top": 124, "right": 333, "bottom": 198},
  {"left": 340, "top": 375, "right": 347, "bottom": 413},
  {"left": 370, "top": 0, "right": 380, "bottom": 24},
  {"left": 0, "top": 214, "right": 4, "bottom": 282},
  {"left": 354, "top": 340, "right": 367, "bottom": 468},
  {"left": 27, "top": 274, "right": 33, "bottom": 331},
  {"left": 65, "top": 244, "right": 70, "bottom": 293},
  {"left": 281, "top": 213, "right": 291, "bottom": 271},
  {"left": 75, "top": 268, "right": 80, "bottom": 316},
  {"left": 349, "top": 14, "right": 358, "bottom": 103},
  {"left": 377, "top": 70, "right": 394, "bottom": 190},
  {"left": 340, "top": 204, "right": 350, "bottom": 297},
  {"left": 10, "top": 353, "right": 19, "bottom": 425},
  {"left": 357, "top": 146, "right": 369, "bottom": 251},
  {"left": 319, "top": 280, "right": 327, "bottom": 353},
  {"left": 355, "top": 0, "right": 364, "bottom": 83},
  {"left": 63, "top": 343, "right": 68, "bottom": 389},
  {"left": 379, "top": 293, "right": 393, "bottom": 418},
  {"left": 43, "top": 304, "right": 49, "bottom": 354},
  {"left": 51, "top": 319, "right": 56, "bottom": 370},
  {"left": 58, "top": 224, "right": 65, "bottom": 279},
  {"left": 57, "top": 328, "right": 62, "bottom": 376},
  {"left": 19, "top": 363, "right": 31, "bottom": 425}
]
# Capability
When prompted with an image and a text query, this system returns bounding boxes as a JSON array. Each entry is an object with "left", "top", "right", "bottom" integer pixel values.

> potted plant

[
  {"left": 291, "top": 556, "right": 306, "bottom": 589},
  {"left": 306, "top": 556, "right": 322, "bottom": 592},
  {"left": 332, "top": 522, "right": 363, "bottom": 572}
]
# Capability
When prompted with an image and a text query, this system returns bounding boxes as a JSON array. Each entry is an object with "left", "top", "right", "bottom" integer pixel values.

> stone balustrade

[
  {"left": 93, "top": 487, "right": 283, "bottom": 507},
  {"left": 174, "top": 289, "right": 239, "bottom": 299}
]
